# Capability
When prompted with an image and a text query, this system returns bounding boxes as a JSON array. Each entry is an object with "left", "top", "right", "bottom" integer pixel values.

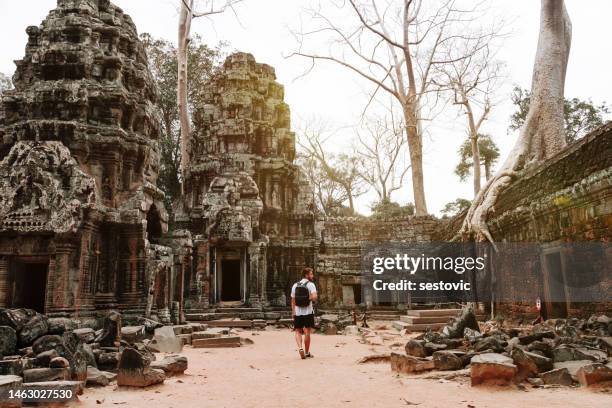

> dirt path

[{"left": 79, "top": 329, "right": 610, "bottom": 408}]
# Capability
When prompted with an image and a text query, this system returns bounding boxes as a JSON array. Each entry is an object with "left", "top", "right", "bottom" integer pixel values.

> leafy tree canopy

[
  {"left": 441, "top": 198, "right": 472, "bottom": 218},
  {"left": 509, "top": 86, "right": 610, "bottom": 143},
  {"left": 370, "top": 198, "right": 415, "bottom": 219}
]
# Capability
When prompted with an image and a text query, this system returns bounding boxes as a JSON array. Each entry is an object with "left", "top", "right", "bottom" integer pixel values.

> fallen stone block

[
  {"left": 150, "top": 355, "right": 188, "bottom": 375},
  {"left": 518, "top": 331, "right": 555, "bottom": 345},
  {"left": 540, "top": 368, "right": 574, "bottom": 386},
  {"left": 0, "top": 309, "right": 37, "bottom": 332},
  {"left": 470, "top": 353, "right": 517, "bottom": 386},
  {"left": 474, "top": 337, "right": 505, "bottom": 353},
  {"left": 32, "top": 335, "right": 63, "bottom": 355},
  {"left": 191, "top": 331, "right": 222, "bottom": 341},
  {"left": 117, "top": 348, "right": 165, "bottom": 387},
  {"left": 442, "top": 307, "right": 480, "bottom": 339},
  {"left": 86, "top": 366, "right": 114, "bottom": 387},
  {"left": 148, "top": 326, "right": 183, "bottom": 353},
  {"left": 433, "top": 350, "right": 465, "bottom": 371},
  {"left": 553, "top": 345, "right": 607, "bottom": 363},
  {"left": 35, "top": 349, "right": 59, "bottom": 367},
  {"left": 23, "top": 368, "right": 69, "bottom": 383},
  {"left": 18, "top": 314, "right": 49, "bottom": 347},
  {"left": 0, "top": 359, "right": 24, "bottom": 376},
  {"left": 390, "top": 353, "right": 435, "bottom": 374},
  {"left": 121, "top": 326, "right": 146, "bottom": 344},
  {"left": 343, "top": 325, "right": 360, "bottom": 335},
  {"left": 192, "top": 336, "right": 241, "bottom": 348},
  {"left": 47, "top": 318, "right": 78, "bottom": 335},
  {"left": 597, "top": 337, "right": 612, "bottom": 355},
  {"left": 405, "top": 339, "right": 427, "bottom": 358},
  {"left": 0, "top": 326, "right": 17, "bottom": 357},
  {"left": 0, "top": 375, "right": 23, "bottom": 408},
  {"left": 576, "top": 363, "right": 612, "bottom": 387},
  {"left": 95, "top": 311, "right": 121, "bottom": 347},
  {"left": 511, "top": 348, "right": 539, "bottom": 381},
  {"left": 73, "top": 328, "right": 95, "bottom": 344},
  {"left": 97, "top": 352, "right": 119, "bottom": 370}
]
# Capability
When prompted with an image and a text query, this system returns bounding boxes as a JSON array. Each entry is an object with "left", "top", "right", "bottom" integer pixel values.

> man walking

[{"left": 291, "top": 267, "right": 317, "bottom": 359}]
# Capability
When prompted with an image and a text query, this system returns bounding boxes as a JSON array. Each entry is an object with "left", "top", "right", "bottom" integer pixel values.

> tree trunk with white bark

[
  {"left": 461, "top": 0, "right": 571, "bottom": 242},
  {"left": 178, "top": 0, "right": 193, "bottom": 183}
]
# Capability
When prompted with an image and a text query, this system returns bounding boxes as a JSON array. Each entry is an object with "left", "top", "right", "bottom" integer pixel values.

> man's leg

[
  {"left": 294, "top": 328, "right": 303, "bottom": 350},
  {"left": 303, "top": 327, "right": 311, "bottom": 354}
]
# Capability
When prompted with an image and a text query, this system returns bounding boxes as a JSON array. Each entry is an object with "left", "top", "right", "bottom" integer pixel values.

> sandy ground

[{"left": 77, "top": 328, "right": 611, "bottom": 408}]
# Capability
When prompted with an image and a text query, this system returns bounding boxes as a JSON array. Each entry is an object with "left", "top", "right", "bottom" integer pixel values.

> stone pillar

[
  {"left": 192, "top": 240, "right": 209, "bottom": 309},
  {"left": 49, "top": 242, "right": 74, "bottom": 312},
  {"left": 248, "top": 244, "right": 262, "bottom": 307},
  {"left": 0, "top": 256, "right": 8, "bottom": 308},
  {"left": 119, "top": 229, "right": 145, "bottom": 309}
]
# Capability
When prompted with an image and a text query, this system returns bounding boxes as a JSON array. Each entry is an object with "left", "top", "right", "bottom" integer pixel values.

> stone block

[
  {"left": 390, "top": 353, "right": 435, "bottom": 374},
  {"left": 576, "top": 363, "right": 612, "bottom": 387},
  {"left": 470, "top": 353, "right": 517, "bottom": 386},
  {"left": 150, "top": 355, "right": 188, "bottom": 375},
  {"left": 0, "top": 375, "right": 23, "bottom": 408}
]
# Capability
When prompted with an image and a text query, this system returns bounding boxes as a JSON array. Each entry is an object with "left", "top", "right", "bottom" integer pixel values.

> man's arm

[
  {"left": 291, "top": 296, "right": 296, "bottom": 318},
  {"left": 309, "top": 283, "right": 318, "bottom": 302}
]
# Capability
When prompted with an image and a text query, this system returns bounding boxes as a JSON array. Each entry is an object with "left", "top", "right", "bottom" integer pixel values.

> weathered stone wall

[
  {"left": 0, "top": 0, "right": 185, "bottom": 322},
  {"left": 468, "top": 124, "right": 612, "bottom": 319},
  {"left": 317, "top": 216, "right": 441, "bottom": 308}
]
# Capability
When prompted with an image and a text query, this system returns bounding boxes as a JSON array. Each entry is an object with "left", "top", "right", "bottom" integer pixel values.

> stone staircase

[
  {"left": 185, "top": 306, "right": 292, "bottom": 329},
  {"left": 392, "top": 308, "right": 487, "bottom": 332}
]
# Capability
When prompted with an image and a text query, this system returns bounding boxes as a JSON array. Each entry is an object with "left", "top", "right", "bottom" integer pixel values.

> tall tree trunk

[
  {"left": 461, "top": 0, "right": 571, "bottom": 242},
  {"left": 403, "top": 107, "right": 428, "bottom": 216},
  {"left": 178, "top": 0, "right": 193, "bottom": 184},
  {"left": 470, "top": 134, "right": 482, "bottom": 196},
  {"left": 484, "top": 160, "right": 492, "bottom": 181}
]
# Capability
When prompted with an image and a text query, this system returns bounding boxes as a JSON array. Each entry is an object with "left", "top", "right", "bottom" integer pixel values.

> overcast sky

[{"left": 1, "top": 0, "right": 610, "bottom": 215}]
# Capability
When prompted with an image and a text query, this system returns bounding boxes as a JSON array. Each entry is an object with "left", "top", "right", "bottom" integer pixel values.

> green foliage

[
  {"left": 140, "top": 33, "right": 225, "bottom": 211},
  {"left": 455, "top": 134, "right": 500, "bottom": 182},
  {"left": 441, "top": 198, "right": 472, "bottom": 218},
  {"left": 370, "top": 198, "right": 415, "bottom": 219},
  {"left": 509, "top": 86, "right": 610, "bottom": 143}
]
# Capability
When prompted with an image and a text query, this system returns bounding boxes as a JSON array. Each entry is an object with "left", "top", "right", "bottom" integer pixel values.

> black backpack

[{"left": 294, "top": 281, "right": 310, "bottom": 307}]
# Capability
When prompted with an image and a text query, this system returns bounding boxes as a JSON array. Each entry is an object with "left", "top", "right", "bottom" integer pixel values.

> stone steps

[
  {"left": 370, "top": 314, "right": 401, "bottom": 321},
  {"left": 185, "top": 312, "right": 237, "bottom": 321},
  {"left": 406, "top": 308, "right": 462, "bottom": 317},
  {"left": 192, "top": 336, "right": 242, "bottom": 348},
  {"left": 206, "top": 319, "right": 253, "bottom": 328},
  {"left": 392, "top": 320, "right": 447, "bottom": 331},
  {"left": 400, "top": 315, "right": 453, "bottom": 324}
]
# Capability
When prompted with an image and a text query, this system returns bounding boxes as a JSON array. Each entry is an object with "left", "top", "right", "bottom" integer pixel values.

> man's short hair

[{"left": 302, "top": 267, "right": 314, "bottom": 277}]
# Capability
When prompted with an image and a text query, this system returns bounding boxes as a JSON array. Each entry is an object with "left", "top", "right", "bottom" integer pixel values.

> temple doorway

[
  {"left": 10, "top": 259, "right": 48, "bottom": 313},
  {"left": 221, "top": 259, "right": 242, "bottom": 301},
  {"left": 542, "top": 250, "right": 568, "bottom": 319}
]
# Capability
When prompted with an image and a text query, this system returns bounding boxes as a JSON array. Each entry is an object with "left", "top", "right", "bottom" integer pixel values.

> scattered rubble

[
  {"left": 0, "top": 308, "right": 190, "bottom": 402},
  {"left": 388, "top": 307, "right": 612, "bottom": 390}
]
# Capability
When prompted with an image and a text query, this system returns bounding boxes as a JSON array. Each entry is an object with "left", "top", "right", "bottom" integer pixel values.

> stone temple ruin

[
  {"left": 176, "top": 52, "right": 318, "bottom": 311},
  {"left": 0, "top": 0, "right": 183, "bottom": 323},
  {"left": 0, "top": 0, "right": 610, "bottom": 326}
]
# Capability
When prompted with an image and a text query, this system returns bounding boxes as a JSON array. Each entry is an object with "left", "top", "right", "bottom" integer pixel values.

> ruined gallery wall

[
  {"left": 317, "top": 216, "right": 440, "bottom": 308},
  {"left": 486, "top": 124, "right": 611, "bottom": 318}
]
